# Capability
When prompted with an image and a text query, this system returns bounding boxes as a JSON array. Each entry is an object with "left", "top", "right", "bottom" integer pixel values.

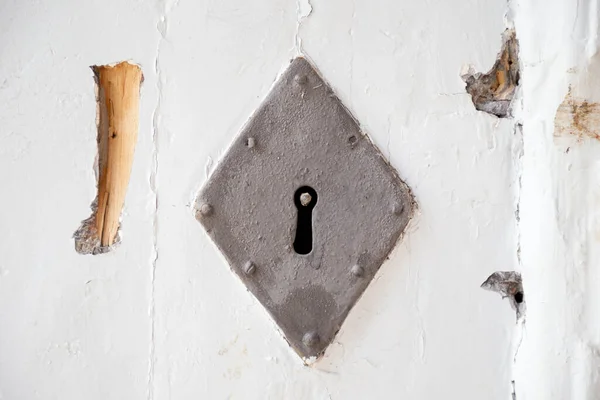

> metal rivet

[
  {"left": 246, "top": 137, "right": 255, "bottom": 148},
  {"left": 392, "top": 202, "right": 404, "bottom": 215},
  {"left": 351, "top": 265, "right": 364, "bottom": 277},
  {"left": 302, "top": 331, "right": 320, "bottom": 347},
  {"left": 243, "top": 261, "right": 256, "bottom": 275},
  {"left": 198, "top": 203, "right": 213, "bottom": 216},
  {"left": 299, "top": 192, "right": 312, "bottom": 206},
  {"left": 294, "top": 74, "right": 308, "bottom": 85}
]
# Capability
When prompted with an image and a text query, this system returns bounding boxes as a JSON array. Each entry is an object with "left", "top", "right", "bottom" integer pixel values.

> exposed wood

[
  {"left": 74, "top": 61, "right": 143, "bottom": 254},
  {"left": 462, "top": 29, "right": 520, "bottom": 118},
  {"left": 94, "top": 62, "right": 143, "bottom": 247}
]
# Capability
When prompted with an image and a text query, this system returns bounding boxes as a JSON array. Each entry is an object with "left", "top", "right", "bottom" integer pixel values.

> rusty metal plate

[{"left": 195, "top": 57, "right": 414, "bottom": 360}]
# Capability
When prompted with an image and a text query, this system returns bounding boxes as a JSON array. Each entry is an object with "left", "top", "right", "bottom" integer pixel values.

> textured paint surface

[
  {"left": 514, "top": 0, "right": 600, "bottom": 396},
  {"left": 0, "top": 0, "right": 517, "bottom": 399}
]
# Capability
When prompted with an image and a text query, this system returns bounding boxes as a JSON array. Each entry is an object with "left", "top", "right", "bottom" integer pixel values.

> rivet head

[
  {"left": 299, "top": 192, "right": 312, "bottom": 206},
  {"left": 243, "top": 261, "right": 256, "bottom": 275},
  {"left": 246, "top": 137, "right": 255, "bottom": 148},
  {"left": 198, "top": 203, "right": 213, "bottom": 216},
  {"left": 294, "top": 74, "right": 308, "bottom": 85},
  {"left": 302, "top": 331, "right": 320, "bottom": 347},
  {"left": 392, "top": 202, "right": 404, "bottom": 215},
  {"left": 351, "top": 265, "right": 364, "bottom": 277}
]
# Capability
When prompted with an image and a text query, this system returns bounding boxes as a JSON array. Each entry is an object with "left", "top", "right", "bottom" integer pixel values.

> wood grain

[{"left": 93, "top": 62, "right": 143, "bottom": 247}]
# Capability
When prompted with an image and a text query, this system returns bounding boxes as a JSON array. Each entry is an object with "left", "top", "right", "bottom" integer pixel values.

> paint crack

[{"left": 295, "top": 0, "right": 312, "bottom": 54}]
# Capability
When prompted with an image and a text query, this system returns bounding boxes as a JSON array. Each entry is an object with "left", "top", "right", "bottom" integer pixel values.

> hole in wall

[
  {"left": 481, "top": 271, "right": 525, "bottom": 321},
  {"left": 514, "top": 291, "right": 524, "bottom": 304},
  {"left": 293, "top": 186, "right": 317, "bottom": 255}
]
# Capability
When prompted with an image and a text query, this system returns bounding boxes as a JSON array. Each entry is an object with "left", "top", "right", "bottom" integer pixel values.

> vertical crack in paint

[
  {"left": 147, "top": 40, "right": 159, "bottom": 400},
  {"left": 295, "top": 0, "right": 312, "bottom": 54},
  {"left": 148, "top": 2, "right": 182, "bottom": 397}
]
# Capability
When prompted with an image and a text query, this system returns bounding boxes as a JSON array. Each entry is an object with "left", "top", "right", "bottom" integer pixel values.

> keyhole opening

[{"left": 293, "top": 186, "right": 317, "bottom": 255}]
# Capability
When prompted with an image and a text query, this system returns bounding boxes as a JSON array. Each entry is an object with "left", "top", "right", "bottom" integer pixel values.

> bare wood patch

[
  {"left": 74, "top": 62, "right": 143, "bottom": 255},
  {"left": 462, "top": 29, "right": 520, "bottom": 118}
]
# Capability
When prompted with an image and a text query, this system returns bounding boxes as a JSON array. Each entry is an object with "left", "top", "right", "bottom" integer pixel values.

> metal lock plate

[{"left": 195, "top": 57, "right": 414, "bottom": 360}]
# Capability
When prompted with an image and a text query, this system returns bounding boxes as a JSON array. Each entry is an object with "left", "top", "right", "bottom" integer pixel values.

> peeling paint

[
  {"left": 481, "top": 271, "right": 525, "bottom": 321},
  {"left": 462, "top": 29, "right": 520, "bottom": 118},
  {"left": 74, "top": 199, "right": 121, "bottom": 255},
  {"left": 295, "top": 0, "right": 312, "bottom": 52}
]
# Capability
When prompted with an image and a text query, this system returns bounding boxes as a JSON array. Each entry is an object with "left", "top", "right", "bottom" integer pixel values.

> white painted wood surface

[{"left": 0, "top": 0, "right": 536, "bottom": 398}]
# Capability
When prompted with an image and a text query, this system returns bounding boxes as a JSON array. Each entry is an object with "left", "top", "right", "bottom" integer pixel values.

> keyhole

[{"left": 293, "top": 186, "right": 317, "bottom": 255}]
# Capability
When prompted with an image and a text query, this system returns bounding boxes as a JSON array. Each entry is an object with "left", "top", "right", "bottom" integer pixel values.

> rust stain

[{"left": 555, "top": 87, "right": 600, "bottom": 141}]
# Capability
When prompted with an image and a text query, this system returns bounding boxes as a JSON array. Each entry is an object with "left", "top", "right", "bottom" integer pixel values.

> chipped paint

[
  {"left": 481, "top": 271, "right": 525, "bottom": 321},
  {"left": 462, "top": 29, "right": 520, "bottom": 118}
]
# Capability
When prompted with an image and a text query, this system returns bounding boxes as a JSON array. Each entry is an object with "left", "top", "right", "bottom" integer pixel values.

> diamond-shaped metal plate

[{"left": 195, "top": 57, "right": 414, "bottom": 360}]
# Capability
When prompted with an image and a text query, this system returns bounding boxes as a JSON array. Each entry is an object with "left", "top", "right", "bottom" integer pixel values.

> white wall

[
  {"left": 0, "top": 0, "right": 519, "bottom": 399},
  {"left": 514, "top": 0, "right": 600, "bottom": 398}
]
